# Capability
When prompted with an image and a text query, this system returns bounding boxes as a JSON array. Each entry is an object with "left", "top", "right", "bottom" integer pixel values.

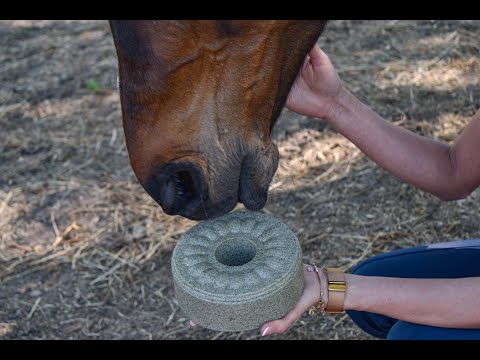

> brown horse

[{"left": 109, "top": 20, "right": 328, "bottom": 220}]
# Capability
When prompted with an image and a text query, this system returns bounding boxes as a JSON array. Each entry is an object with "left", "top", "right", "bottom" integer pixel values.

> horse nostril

[
  {"left": 160, "top": 176, "right": 177, "bottom": 213},
  {"left": 174, "top": 171, "right": 196, "bottom": 204},
  {"left": 159, "top": 171, "right": 197, "bottom": 215},
  {"left": 142, "top": 162, "right": 209, "bottom": 218}
]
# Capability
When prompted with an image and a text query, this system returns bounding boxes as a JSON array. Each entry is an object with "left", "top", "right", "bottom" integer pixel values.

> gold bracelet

[{"left": 307, "top": 264, "right": 326, "bottom": 316}]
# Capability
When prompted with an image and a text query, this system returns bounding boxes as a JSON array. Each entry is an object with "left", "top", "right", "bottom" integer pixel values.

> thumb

[{"left": 260, "top": 301, "right": 307, "bottom": 336}]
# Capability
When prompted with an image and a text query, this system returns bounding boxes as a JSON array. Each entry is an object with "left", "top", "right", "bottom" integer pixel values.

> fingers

[
  {"left": 302, "top": 43, "right": 322, "bottom": 66},
  {"left": 259, "top": 300, "right": 307, "bottom": 336},
  {"left": 308, "top": 43, "right": 332, "bottom": 69},
  {"left": 259, "top": 263, "right": 323, "bottom": 337},
  {"left": 301, "top": 53, "right": 311, "bottom": 72},
  {"left": 308, "top": 43, "right": 322, "bottom": 58},
  {"left": 189, "top": 320, "right": 197, "bottom": 327}
]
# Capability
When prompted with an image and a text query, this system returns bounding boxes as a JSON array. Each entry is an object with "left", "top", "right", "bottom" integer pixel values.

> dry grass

[{"left": 0, "top": 20, "right": 479, "bottom": 340}]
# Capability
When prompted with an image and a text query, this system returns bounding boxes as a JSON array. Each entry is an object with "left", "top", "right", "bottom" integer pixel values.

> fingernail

[{"left": 262, "top": 326, "right": 271, "bottom": 336}]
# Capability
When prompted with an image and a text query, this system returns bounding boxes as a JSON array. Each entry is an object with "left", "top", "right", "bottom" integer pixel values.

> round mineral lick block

[{"left": 171, "top": 211, "right": 304, "bottom": 332}]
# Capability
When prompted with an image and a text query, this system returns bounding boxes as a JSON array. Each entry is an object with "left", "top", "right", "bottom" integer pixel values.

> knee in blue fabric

[{"left": 387, "top": 321, "right": 480, "bottom": 340}]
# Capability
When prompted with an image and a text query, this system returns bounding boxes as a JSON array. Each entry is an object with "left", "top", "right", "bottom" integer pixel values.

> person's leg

[
  {"left": 346, "top": 238, "right": 480, "bottom": 339},
  {"left": 387, "top": 321, "right": 480, "bottom": 340}
]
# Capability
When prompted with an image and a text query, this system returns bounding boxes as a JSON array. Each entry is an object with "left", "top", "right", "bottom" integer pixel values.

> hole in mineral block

[{"left": 214, "top": 238, "right": 257, "bottom": 266}]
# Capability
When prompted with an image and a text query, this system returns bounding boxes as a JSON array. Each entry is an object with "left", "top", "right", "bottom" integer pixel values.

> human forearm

[
  {"left": 322, "top": 88, "right": 465, "bottom": 200},
  {"left": 344, "top": 274, "right": 480, "bottom": 328}
]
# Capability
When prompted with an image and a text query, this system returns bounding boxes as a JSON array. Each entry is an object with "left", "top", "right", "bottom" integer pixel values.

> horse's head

[{"left": 110, "top": 20, "right": 327, "bottom": 220}]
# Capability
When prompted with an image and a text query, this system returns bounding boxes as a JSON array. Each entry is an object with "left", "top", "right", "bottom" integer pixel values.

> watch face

[{"left": 329, "top": 283, "right": 347, "bottom": 291}]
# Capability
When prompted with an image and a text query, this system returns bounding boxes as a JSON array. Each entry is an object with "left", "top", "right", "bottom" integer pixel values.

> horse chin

[{"left": 239, "top": 188, "right": 268, "bottom": 211}]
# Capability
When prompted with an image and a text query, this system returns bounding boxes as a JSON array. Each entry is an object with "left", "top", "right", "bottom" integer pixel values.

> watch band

[{"left": 324, "top": 268, "right": 346, "bottom": 314}]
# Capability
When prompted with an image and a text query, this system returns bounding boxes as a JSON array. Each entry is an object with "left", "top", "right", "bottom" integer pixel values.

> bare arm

[
  {"left": 286, "top": 45, "right": 480, "bottom": 200},
  {"left": 325, "top": 89, "right": 480, "bottom": 200},
  {"left": 344, "top": 274, "right": 480, "bottom": 328},
  {"left": 260, "top": 267, "right": 480, "bottom": 336}
]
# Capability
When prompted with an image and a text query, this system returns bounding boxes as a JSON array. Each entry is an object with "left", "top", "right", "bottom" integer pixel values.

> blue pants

[{"left": 347, "top": 239, "right": 480, "bottom": 340}]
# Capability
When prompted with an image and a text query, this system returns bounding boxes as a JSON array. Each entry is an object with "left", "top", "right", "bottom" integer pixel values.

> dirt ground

[{"left": 1, "top": 20, "right": 479, "bottom": 340}]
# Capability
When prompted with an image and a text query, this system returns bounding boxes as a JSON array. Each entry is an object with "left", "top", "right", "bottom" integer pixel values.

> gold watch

[{"left": 324, "top": 268, "right": 347, "bottom": 314}]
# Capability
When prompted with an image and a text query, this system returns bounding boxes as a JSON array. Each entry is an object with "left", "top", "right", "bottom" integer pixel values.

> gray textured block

[{"left": 171, "top": 211, "right": 304, "bottom": 332}]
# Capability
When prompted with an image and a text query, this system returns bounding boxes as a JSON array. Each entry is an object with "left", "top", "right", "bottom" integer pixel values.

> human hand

[
  {"left": 260, "top": 263, "right": 327, "bottom": 337},
  {"left": 286, "top": 44, "right": 342, "bottom": 119}
]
